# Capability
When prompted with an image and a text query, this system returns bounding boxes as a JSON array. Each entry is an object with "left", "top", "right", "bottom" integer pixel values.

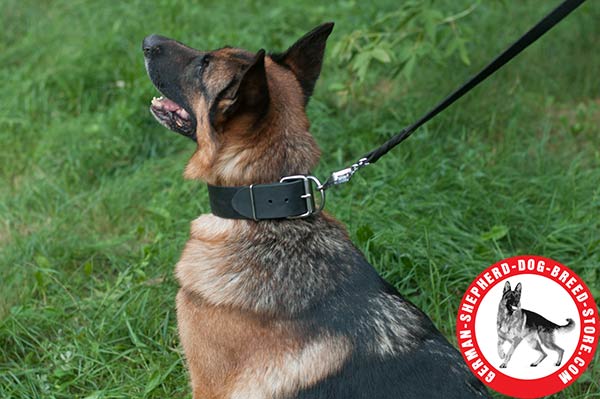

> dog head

[
  {"left": 501, "top": 281, "right": 522, "bottom": 313},
  {"left": 143, "top": 23, "right": 334, "bottom": 186}
]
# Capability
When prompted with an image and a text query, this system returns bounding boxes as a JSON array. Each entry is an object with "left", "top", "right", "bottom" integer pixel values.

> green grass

[{"left": 1, "top": 0, "right": 599, "bottom": 398}]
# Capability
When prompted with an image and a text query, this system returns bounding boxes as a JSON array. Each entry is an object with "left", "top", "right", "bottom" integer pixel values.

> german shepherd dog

[
  {"left": 497, "top": 281, "right": 576, "bottom": 368},
  {"left": 142, "top": 23, "right": 490, "bottom": 399}
]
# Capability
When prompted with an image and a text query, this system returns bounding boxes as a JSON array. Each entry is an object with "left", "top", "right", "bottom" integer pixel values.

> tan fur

[
  {"left": 183, "top": 96, "right": 218, "bottom": 182},
  {"left": 229, "top": 334, "right": 351, "bottom": 399},
  {"left": 175, "top": 213, "right": 350, "bottom": 314},
  {"left": 177, "top": 289, "right": 350, "bottom": 399},
  {"left": 175, "top": 214, "right": 245, "bottom": 309}
]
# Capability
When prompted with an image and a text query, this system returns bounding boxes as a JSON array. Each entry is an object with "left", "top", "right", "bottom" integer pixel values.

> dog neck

[{"left": 175, "top": 212, "right": 354, "bottom": 317}]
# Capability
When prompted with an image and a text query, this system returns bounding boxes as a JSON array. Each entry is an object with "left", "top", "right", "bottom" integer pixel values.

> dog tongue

[
  {"left": 161, "top": 98, "right": 180, "bottom": 111},
  {"left": 152, "top": 96, "right": 180, "bottom": 111}
]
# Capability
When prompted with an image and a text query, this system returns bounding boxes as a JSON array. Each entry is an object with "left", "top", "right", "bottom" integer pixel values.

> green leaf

[
  {"left": 34, "top": 271, "right": 45, "bottom": 287},
  {"left": 371, "top": 48, "right": 391, "bottom": 63},
  {"left": 352, "top": 52, "right": 372, "bottom": 81},
  {"left": 83, "top": 261, "right": 93, "bottom": 276},
  {"left": 423, "top": 9, "right": 442, "bottom": 42},
  {"left": 328, "top": 82, "right": 347, "bottom": 91},
  {"left": 35, "top": 255, "right": 51, "bottom": 268},
  {"left": 402, "top": 55, "right": 417, "bottom": 78},
  {"left": 444, "top": 37, "right": 459, "bottom": 58},
  {"left": 457, "top": 38, "right": 471, "bottom": 65},
  {"left": 480, "top": 225, "right": 509, "bottom": 241},
  {"left": 397, "top": 46, "right": 413, "bottom": 63},
  {"left": 125, "top": 316, "right": 147, "bottom": 348},
  {"left": 143, "top": 359, "right": 181, "bottom": 397},
  {"left": 145, "top": 206, "right": 171, "bottom": 220}
]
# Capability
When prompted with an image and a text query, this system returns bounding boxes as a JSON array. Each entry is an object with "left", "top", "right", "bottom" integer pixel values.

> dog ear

[
  {"left": 271, "top": 22, "right": 334, "bottom": 105},
  {"left": 235, "top": 49, "right": 269, "bottom": 110},
  {"left": 514, "top": 282, "right": 522, "bottom": 297},
  {"left": 503, "top": 281, "right": 511, "bottom": 294},
  {"left": 210, "top": 49, "right": 269, "bottom": 128}
]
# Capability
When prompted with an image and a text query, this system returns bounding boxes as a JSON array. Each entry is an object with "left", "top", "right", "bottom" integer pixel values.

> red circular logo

[{"left": 456, "top": 255, "right": 599, "bottom": 398}]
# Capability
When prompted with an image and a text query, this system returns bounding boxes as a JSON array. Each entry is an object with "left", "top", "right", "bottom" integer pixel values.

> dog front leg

[
  {"left": 176, "top": 289, "right": 219, "bottom": 399},
  {"left": 499, "top": 338, "right": 522, "bottom": 368}
]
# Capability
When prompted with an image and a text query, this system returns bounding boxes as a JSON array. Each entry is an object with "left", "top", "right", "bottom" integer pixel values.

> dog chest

[{"left": 176, "top": 289, "right": 351, "bottom": 399}]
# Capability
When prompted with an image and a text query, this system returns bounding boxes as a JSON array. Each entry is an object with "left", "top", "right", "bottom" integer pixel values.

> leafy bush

[{"left": 330, "top": 1, "right": 478, "bottom": 103}]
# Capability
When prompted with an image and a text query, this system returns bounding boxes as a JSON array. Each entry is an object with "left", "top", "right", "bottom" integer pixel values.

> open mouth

[{"left": 149, "top": 96, "right": 195, "bottom": 138}]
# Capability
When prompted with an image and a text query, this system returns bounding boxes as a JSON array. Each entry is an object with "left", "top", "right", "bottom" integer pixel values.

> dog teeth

[
  {"left": 176, "top": 108, "right": 190, "bottom": 119},
  {"left": 151, "top": 96, "right": 164, "bottom": 108}
]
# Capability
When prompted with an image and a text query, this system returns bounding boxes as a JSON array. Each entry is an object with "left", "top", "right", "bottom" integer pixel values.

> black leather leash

[{"left": 208, "top": 0, "right": 586, "bottom": 221}]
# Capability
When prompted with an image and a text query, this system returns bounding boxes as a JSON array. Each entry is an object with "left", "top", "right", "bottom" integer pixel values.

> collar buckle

[{"left": 279, "top": 175, "right": 326, "bottom": 219}]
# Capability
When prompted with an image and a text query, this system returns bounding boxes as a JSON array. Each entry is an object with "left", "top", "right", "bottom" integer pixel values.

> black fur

[
  {"left": 523, "top": 309, "right": 567, "bottom": 332},
  {"left": 287, "top": 242, "right": 490, "bottom": 399},
  {"left": 296, "top": 344, "right": 488, "bottom": 399}
]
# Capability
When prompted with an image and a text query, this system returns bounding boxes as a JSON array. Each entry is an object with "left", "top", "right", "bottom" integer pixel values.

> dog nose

[{"left": 143, "top": 34, "right": 169, "bottom": 57}]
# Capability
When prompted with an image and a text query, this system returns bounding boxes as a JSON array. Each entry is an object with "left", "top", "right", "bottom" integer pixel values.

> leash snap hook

[{"left": 324, "top": 157, "right": 370, "bottom": 189}]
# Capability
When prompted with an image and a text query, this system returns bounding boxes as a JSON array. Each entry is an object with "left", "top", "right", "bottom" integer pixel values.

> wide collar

[{"left": 207, "top": 175, "right": 325, "bottom": 220}]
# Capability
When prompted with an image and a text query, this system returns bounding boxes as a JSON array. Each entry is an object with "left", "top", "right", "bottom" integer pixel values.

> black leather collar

[{"left": 207, "top": 176, "right": 324, "bottom": 220}]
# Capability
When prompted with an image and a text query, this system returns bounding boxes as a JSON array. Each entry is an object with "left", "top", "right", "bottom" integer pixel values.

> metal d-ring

[{"left": 279, "top": 175, "right": 326, "bottom": 218}]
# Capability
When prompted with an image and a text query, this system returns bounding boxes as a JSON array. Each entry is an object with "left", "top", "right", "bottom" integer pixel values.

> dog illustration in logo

[{"left": 496, "top": 281, "right": 576, "bottom": 368}]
